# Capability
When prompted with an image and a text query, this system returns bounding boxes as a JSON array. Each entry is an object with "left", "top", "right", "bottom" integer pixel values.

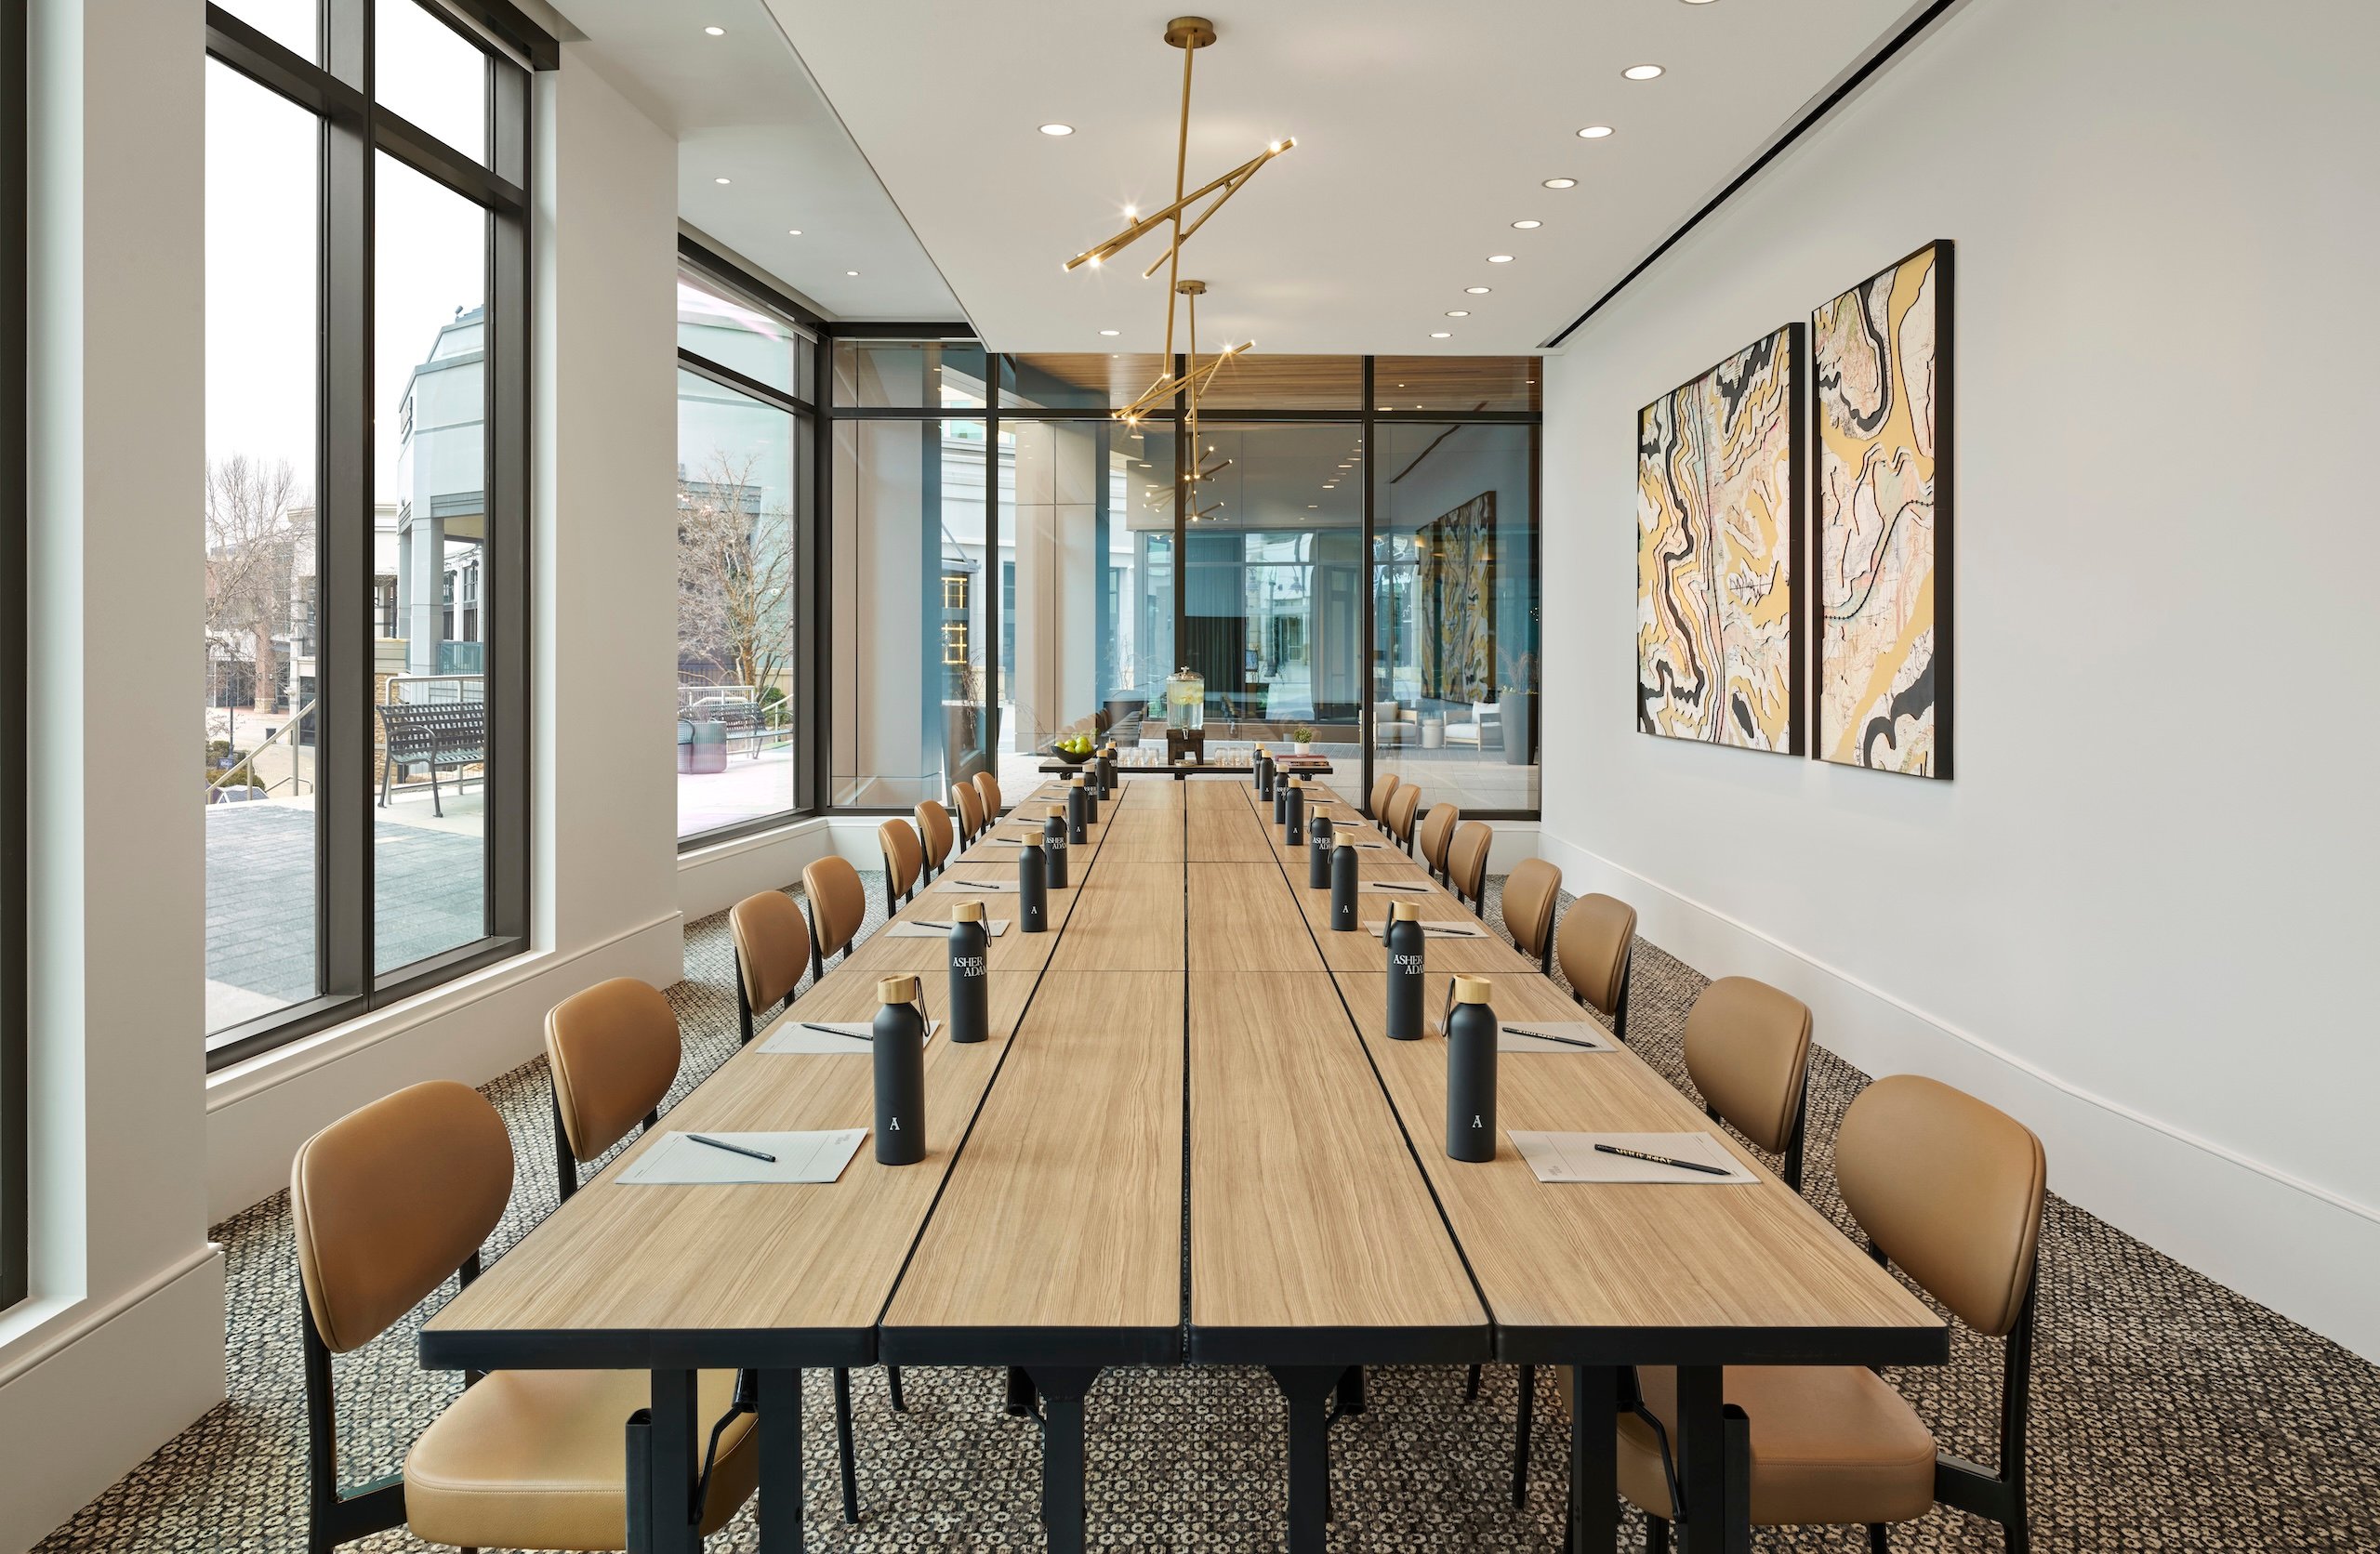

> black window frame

[
  {"left": 819, "top": 343, "right": 1544, "bottom": 822},
  {"left": 203, "top": 0, "right": 553, "bottom": 1073},
  {"left": 673, "top": 239, "right": 822, "bottom": 851},
  {"left": 3, "top": 0, "right": 30, "bottom": 1310}
]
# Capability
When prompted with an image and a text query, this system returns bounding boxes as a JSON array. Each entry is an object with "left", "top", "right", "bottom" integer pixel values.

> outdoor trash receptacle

[{"left": 679, "top": 718, "right": 728, "bottom": 774}]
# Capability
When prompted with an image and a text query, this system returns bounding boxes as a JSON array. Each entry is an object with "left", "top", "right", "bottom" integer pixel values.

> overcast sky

[{"left": 205, "top": 0, "right": 495, "bottom": 506}]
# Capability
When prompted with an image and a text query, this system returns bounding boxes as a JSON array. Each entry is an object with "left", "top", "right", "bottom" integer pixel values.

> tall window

[
  {"left": 3, "top": 0, "right": 29, "bottom": 1310},
  {"left": 203, "top": 0, "right": 547, "bottom": 1067},
  {"left": 676, "top": 257, "right": 814, "bottom": 844}
]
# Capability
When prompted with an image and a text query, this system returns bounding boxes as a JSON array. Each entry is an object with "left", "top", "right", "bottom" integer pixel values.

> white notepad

[
  {"left": 760, "top": 1020, "right": 939, "bottom": 1055},
  {"left": 1365, "top": 918, "right": 1489, "bottom": 940},
  {"left": 617, "top": 1129, "right": 867, "bottom": 1186},
  {"left": 1492, "top": 1021, "right": 1615, "bottom": 1054},
  {"left": 935, "top": 876, "right": 1021, "bottom": 893},
  {"left": 886, "top": 917, "right": 1012, "bottom": 938},
  {"left": 1507, "top": 1131, "right": 1757, "bottom": 1185}
]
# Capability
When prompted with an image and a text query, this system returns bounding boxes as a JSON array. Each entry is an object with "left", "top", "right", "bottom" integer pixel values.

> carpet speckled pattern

[{"left": 33, "top": 867, "right": 2380, "bottom": 1552}]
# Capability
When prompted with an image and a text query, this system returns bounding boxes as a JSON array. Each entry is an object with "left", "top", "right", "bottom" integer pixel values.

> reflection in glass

[
  {"left": 204, "top": 60, "right": 321, "bottom": 1038},
  {"left": 677, "top": 370, "right": 802, "bottom": 838},
  {"left": 832, "top": 340, "right": 990, "bottom": 410},
  {"left": 831, "top": 420, "right": 991, "bottom": 806},
  {"left": 374, "top": 153, "right": 490, "bottom": 972},
  {"left": 214, "top": 0, "right": 317, "bottom": 61},
  {"left": 678, "top": 266, "right": 808, "bottom": 399},
  {"left": 1371, "top": 422, "right": 1538, "bottom": 812},
  {"left": 375, "top": 0, "right": 488, "bottom": 163},
  {"left": 1370, "top": 356, "right": 1543, "bottom": 414}
]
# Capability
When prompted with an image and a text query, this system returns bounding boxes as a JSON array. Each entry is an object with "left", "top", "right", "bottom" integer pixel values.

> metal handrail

[{"left": 208, "top": 697, "right": 318, "bottom": 798}]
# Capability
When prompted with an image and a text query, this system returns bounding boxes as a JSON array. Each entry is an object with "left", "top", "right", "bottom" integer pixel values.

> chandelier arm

[
  {"left": 1136, "top": 152, "right": 1276, "bottom": 279},
  {"left": 1063, "top": 149, "right": 1273, "bottom": 272}
]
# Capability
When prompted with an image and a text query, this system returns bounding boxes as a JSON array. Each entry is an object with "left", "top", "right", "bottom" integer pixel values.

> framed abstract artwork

[
  {"left": 1635, "top": 323, "right": 1805, "bottom": 753},
  {"left": 1417, "top": 491, "right": 1496, "bottom": 704},
  {"left": 1811, "top": 240, "right": 1953, "bottom": 777}
]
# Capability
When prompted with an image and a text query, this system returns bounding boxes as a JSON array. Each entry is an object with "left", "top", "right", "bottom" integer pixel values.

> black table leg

[
  {"left": 1674, "top": 1365, "right": 1729, "bottom": 1554},
  {"left": 1336, "top": 1365, "right": 1367, "bottom": 1415},
  {"left": 758, "top": 1369, "right": 804, "bottom": 1554},
  {"left": 832, "top": 1368, "right": 858, "bottom": 1524},
  {"left": 1268, "top": 1365, "right": 1345, "bottom": 1554},
  {"left": 1027, "top": 1366, "right": 1101, "bottom": 1554},
  {"left": 1567, "top": 1365, "right": 1618, "bottom": 1554},
  {"left": 634, "top": 1369, "right": 700, "bottom": 1554},
  {"left": 1722, "top": 1404, "right": 1752, "bottom": 1554},
  {"left": 1005, "top": 1365, "right": 1038, "bottom": 1416}
]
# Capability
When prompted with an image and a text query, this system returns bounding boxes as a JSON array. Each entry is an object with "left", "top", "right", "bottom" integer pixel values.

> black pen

[
  {"left": 1593, "top": 1142, "right": 1730, "bottom": 1178},
  {"left": 1370, "top": 882, "right": 1428, "bottom": 891},
  {"left": 1504, "top": 1026, "right": 1603, "bottom": 1050},
  {"left": 687, "top": 1133, "right": 777, "bottom": 1164},
  {"left": 800, "top": 1021, "right": 871, "bottom": 1040}
]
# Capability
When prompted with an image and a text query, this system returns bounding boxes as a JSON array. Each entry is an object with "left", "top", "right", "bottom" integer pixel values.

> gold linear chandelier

[{"left": 1062, "top": 15, "right": 1292, "bottom": 520}]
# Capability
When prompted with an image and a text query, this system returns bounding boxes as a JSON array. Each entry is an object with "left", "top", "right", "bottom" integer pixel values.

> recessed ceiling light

[
  {"left": 1543, "top": 178, "right": 1577, "bottom": 190},
  {"left": 1579, "top": 125, "right": 1614, "bottom": 138},
  {"left": 787, "top": 230, "right": 802, "bottom": 237},
  {"left": 1099, "top": 329, "right": 1120, "bottom": 336},
  {"left": 1038, "top": 123, "right": 1075, "bottom": 137},
  {"left": 1378, "top": 404, "right": 1394, "bottom": 411},
  {"left": 1623, "top": 63, "right": 1664, "bottom": 80},
  {"left": 704, "top": 25, "right": 724, "bottom": 35},
  {"left": 1430, "top": 331, "right": 1452, "bottom": 338},
  {"left": 1488, "top": 255, "right": 1514, "bottom": 264},
  {"left": 1512, "top": 219, "right": 1541, "bottom": 230},
  {"left": 845, "top": 270, "right": 860, "bottom": 277},
  {"left": 1465, "top": 286, "right": 1491, "bottom": 295},
  {"left": 1308, "top": 504, "right": 1318, "bottom": 509},
  {"left": 713, "top": 177, "right": 731, "bottom": 184},
  {"left": 1446, "top": 310, "right": 1470, "bottom": 318}
]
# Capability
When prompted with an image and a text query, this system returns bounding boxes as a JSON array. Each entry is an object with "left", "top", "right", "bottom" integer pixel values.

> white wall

[
  {"left": 0, "top": 4, "right": 225, "bottom": 1551},
  {"left": 1540, "top": 0, "right": 2380, "bottom": 1356}
]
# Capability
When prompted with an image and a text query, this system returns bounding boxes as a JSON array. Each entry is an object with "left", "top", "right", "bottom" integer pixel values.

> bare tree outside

[
  {"left": 677, "top": 449, "right": 796, "bottom": 723},
  {"left": 204, "top": 454, "right": 307, "bottom": 779}
]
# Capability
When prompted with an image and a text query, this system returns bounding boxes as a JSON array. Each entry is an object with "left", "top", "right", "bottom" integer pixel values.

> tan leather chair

[
  {"left": 1383, "top": 783, "right": 1422, "bottom": 856},
  {"left": 1499, "top": 857, "right": 1562, "bottom": 974},
  {"left": 545, "top": 978, "right": 679, "bottom": 1203},
  {"left": 291, "top": 1081, "right": 757, "bottom": 1553},
  {"left": 1685, "top": 975, "right": 1814, "bottom": 1191},
  {"left": 728, "top": 889, "right": 811, "bottom": 1046},
  {"left": 972, "top": 770, "right": 1003, "bottom": 823},
  {"left": 879, "top": 819, "right": 924, "bottom": 917},
  {"left": 1368, "top": 772, "right": 1401, "bottom": 830},
  {"left": 1554, "top": 892, "right": 1636, "bottom": 1040},
  {"left": 1623, "top": 1075, "right": 2046, "bottom": 1553},
  {"left": 1446, "top": 820, "right": 1492, "bottom": 911},
  {"left": 1417, "top": 802, "right": 1459, "bottom": 880},
  {"left": 801, "top": 855, "right": 868, "bottom": 981},
  {"left": 914, "top": 798, "right": 955, "bottom": 877},
  {"left": 951, "top": 780, "right": 985, "bottom": 845}
]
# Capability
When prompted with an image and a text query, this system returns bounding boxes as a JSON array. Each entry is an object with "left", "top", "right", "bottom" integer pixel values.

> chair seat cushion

[
  {"left": 405, "top": 1367, "right": 757, "bottom": 1550},
  {"left": 1617, "top": 1364, "right": 1937, "bottom": 1528}
]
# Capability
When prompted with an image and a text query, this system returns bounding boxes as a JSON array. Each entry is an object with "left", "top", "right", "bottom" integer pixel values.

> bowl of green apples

[{"left": 1048, "top": 732, "right": 1095, "bottom": 766}]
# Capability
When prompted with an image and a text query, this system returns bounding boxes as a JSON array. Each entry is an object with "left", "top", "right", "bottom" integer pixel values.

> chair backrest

[
  {"left": 1554, "top": 892, "right": 1636, "bottom": 1019},
  {"left": 546, "top": 978, "right": 681, "bottom": 1166},
  {"left": 914, "top": 798, "right": 955, "bottom": 871},
  {"left": 1417, "top": 802, "right": 1460, "bottom": 875},
  {"left": 972, "top": 770, "right": 1003, "bottom": 819},
  {"left": 879, "top": 819, "right": 923, "bottom": 901},
  {"left": 1835, "top": 1075, "right": 2046, "bottom": 1337},
  {"left": 290, "top": 1080, "right": 513, "bottom": 1354},
  {"left": 1446, "top": 820, "right": 1493, "bottom": 903},
  {"left": 951, "top": 780, "right": 985, "bottom": 842},
  {"left": 1500, "top": 857, "right": 1563, "bottom": 965},
  {"left": 802, "top": 855, "right": 868, "bottom": 962},
  {"left": 728, "top": 889, "right": 810, "bottom": 1017},
  {"left": 1682, "top": 976, "right": 1812, "bottom": 1156},
  {"left": 1384, "top": 783, "right": 1422, "bottom": 843},
  {"left": 1368, "top": 773, "right": 1400, "bottom": 822}
]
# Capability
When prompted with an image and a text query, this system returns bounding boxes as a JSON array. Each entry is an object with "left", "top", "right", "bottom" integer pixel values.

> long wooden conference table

[{"left": 421, "top": 773, "right": 1943, "bottom": 1553}]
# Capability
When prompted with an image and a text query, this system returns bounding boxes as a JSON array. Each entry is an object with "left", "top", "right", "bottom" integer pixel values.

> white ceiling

[
  {"left": 551, "top": 0, "right": 961, "bottom": 322},
  {"left": 763, "top": 0, "right": 1931, "bottom": 352}
]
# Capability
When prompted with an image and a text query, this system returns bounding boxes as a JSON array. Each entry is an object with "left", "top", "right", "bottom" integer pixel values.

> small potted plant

[
  {"left": 1290, "top": 724, "right": 1316, "bottom": 748},
  {"left": 1498, "top": 651, "right": 1536, "bottom": 766}
]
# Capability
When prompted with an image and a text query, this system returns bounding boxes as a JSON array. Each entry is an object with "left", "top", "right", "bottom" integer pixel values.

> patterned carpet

[{"left": 33, "top": 866, "right": 2380, "bottom": 1552}]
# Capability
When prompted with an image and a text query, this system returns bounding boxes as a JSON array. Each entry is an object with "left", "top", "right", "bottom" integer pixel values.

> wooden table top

[{"left": 424, "top": 768, "right": 1940, "bottom": 1375}]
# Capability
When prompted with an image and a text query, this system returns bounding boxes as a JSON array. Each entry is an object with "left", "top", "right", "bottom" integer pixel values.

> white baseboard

[
  {"left": 202, "top": 913, "right": 684, "bottom": 1222},
  {"left": 0, "top": 1247, "right": 226, "bottom": 1554},
  {"left": 1536, "top": 828, "right": 2380, "bottom": 1363}
]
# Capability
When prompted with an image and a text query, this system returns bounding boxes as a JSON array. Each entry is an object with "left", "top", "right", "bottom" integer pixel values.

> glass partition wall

[{"left": 825, "top": 348, "right": 1539, "bottom": 817}]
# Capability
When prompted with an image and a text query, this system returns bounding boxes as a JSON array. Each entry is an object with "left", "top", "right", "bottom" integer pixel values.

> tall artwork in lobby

[
  {"left": 1812, "top": 241, "right": 1952, "bottom": 777},
  {"left": 1635, "top": 324, "right": 1803, "bottom": 752},
  {"left": 1418, "top": 491, "right": 1496, "bottom": 704}
]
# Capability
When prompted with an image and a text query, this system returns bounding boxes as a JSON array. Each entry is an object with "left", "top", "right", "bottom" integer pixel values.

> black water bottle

[
  {"left": 1284, "top": 779, "right": 1306, "bottom": 847},
  {"left": 1445, "top": 975, "right": 1498, "bottom": 1163},
  {"left": 1273, "top": 770, "right": 1289, "bottom": 823},
  {"left": 1329, "top": 833, "right": 1359, "bottom": 930},
  {"left": 1018, "top": 837, "right": 1049, "bottom": 932},
  {"left": 1067, "top": 778, "right": 1091, "bottom": 841},
  {"left": 872, "top": 976, "right": 928, "bottom": 1166},
  {"left": 1385, "top": 901, "right": 1426, "bottom": 1040},
  {"left": 1042, "top": 806, "right": 1069, "bottom": 889},
  {"left": 1096, "top": 746, "right": 1114, "bottom": 799},
  {"left": 1307, "top": 829, "right": 1332, "bottom": 889},
  {"left": 1254, "top": 744, "right": 1272, "bottom": 795},
  {"left": 947, "top": 901, "right": 989, "bottom": 1044}
]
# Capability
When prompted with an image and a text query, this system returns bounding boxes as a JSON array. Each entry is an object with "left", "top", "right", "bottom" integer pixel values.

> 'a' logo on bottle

[
  {"left": 1473, "top": 1115, "right": 1485, "bottom": 1129},
  {"left": 890, "top": 1117, "right": 902, "bottom": 1130}
]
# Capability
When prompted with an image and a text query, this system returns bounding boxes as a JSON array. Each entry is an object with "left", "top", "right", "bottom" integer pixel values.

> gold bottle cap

[
  {"left": 1391, "top": 899, "right": 1421, "bottom": 920},
  {"left": 1289, "top": 776, "right": 1303, "bottom": 787},
  {"left": 1333, "top": 832, "right": 1354, "bottom": 848},
  {"left": 1452, "top": 974, "right": 1493, "bottom": 1005},
  {"left": 1072, "top": 774, "right": 1088, "bottom": 785},
  {"left": 950, "top": 900, "right": 985, "bottom": 923},
  {"left": 878, "top": 975, "right": 920, "bottom": 1003},
  {"left": 1047, "top": 804, "right": 1066, "bottom": 819}
]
